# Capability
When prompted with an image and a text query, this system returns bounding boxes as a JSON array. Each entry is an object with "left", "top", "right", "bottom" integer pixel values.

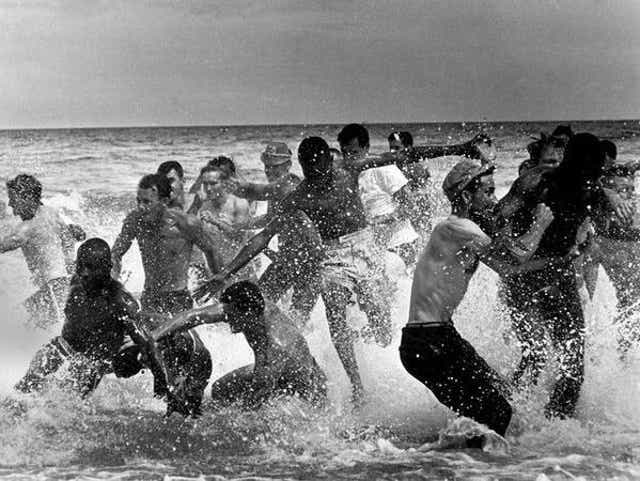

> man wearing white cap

[{"left": 400, "top": 160, "right": 554, "bottom": 439}]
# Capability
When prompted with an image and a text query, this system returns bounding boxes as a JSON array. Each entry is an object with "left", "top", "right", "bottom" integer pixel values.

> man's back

[{"left": 408, "top": 216, "right": 490, "bottom": 326}]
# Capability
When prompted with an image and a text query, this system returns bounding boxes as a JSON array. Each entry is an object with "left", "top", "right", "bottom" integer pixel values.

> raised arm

[
  {"left": 111, "top": 212, "right": 139, "bottom": 279},
  {"left": 232, "top": 177, "right": 294, "bottom": 202},
  {"left": 152, "top": 304, "right": 225, "bottom": 342}
]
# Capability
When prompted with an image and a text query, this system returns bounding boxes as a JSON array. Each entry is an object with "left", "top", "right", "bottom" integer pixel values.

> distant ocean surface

[{"left": 0, "top": 121, "right": 639, "bottom": 480}]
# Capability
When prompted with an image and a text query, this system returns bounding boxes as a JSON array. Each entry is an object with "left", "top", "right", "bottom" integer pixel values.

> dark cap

[{"left": 442, "top": 160, "right": 495, "bottom": 203}]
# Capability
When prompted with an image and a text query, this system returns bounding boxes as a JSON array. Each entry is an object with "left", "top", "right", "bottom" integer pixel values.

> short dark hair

[
  {"left": 526, "top": 134, "right": 565, "bottom": 162},
  {"left": 77, "top": 237, "right": 112, "bottom": 268},
  {"left": 551, "top": 125, "right": 574, "bottom": 139},
  {"left": 157, "top": 161, "right": 184, "bottom": 179},
  {"left": 388, "top": 131, "right": 413, "bottom": 147},
  {"left": 138, "top": 174, "right": 171, "bottom": 199},
  {"left": 206, "top": 156, "right": 236, "bottom": 178},
  {"left": 338, "top": 123, "right": 369, "bottom": 148},
  {"left": 600, "top": 140, "right": 617, "bottom": 160},
  {"left": 220, "top": 281, "right": 265, "bottom": 314},
  {"left": 6, "top": 174, "right": 42, "bottom": 203},
  {"left": 298, "top": 137, "right": 331, "bottom": 165}
]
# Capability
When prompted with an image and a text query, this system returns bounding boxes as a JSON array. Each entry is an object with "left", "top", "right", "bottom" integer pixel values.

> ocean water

[{"left": 0, "top": 121, "right": 640, "bottom": 480}]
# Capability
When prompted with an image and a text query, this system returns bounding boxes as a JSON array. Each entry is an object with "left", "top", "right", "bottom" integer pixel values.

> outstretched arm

[
  {"left": 152, "top": 304, "right": 225, "bottom": 342},
  {"left": 111, "top": 212, "right": 138, "bottom": 279},
  {"left": 193, "top": 215, "right": 283, "bottom": 301},
  {"left": 0, "top": 221, "right": 27, "bottom": 253}
]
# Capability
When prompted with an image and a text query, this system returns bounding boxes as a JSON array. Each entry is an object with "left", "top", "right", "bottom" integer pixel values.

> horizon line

[{"left": 0, "top": 118, "right": 638, "bottom": 132}]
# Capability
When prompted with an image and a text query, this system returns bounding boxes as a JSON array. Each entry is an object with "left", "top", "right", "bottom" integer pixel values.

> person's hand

[
  {"left": 193, "top": 272, "right": 227, "bottom": 302},
  {"left": 533, "top": 203, "right": 554, "bottom": 229},
  {"left": 165, "top": 208, "right": 190, "bottom": 230},
  {"left": 465, "top": 133, "right": 496, "bottom": 165}
]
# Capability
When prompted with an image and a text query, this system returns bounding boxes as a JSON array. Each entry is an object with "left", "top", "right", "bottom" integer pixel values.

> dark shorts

[{"left": 399, "top": 323, "right": 512, "bottom": 436}]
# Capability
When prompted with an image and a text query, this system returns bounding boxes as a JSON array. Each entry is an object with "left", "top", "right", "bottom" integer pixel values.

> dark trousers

[
  {"left": 504, "top": 264, "right": 585, "bottom": 419},
  {"left": 399, "top": 324, "right": 512, "bottom": 436}
]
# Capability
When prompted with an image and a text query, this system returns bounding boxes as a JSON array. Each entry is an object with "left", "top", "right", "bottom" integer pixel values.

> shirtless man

[
  {"left": 194, "top": 130, "right": 491, "bottom": 404},
  {"left": 192, "top": 159, "right": 256, "bottom": 273},
  {"left": 157, "top": 161, "right": 186, "bottom": 209},
  {"left": 111, "top": 174, "right": 215, "bottom": 415},
  {"left": 15, "top": 238, "right": 170, "bottom": 401},
  {"left": 400, "top": 160, "right": 554, "bottom": 437},
  {"left": 111, "top": 173, "right": 219, "bottom": 313},
  {"left": 229, "top": 142, "right": 322, "bottom": 321},
  {"left": 0, "top": 175, "right": 79, "bottom": 328},
  {"left": 155, "top": 281, "right": 327, "bottom": 408}
]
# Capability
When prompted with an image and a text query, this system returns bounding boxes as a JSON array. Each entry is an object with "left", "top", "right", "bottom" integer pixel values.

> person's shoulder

[{"left": 441, "top": 216, "right": 491, "bottom": 246}]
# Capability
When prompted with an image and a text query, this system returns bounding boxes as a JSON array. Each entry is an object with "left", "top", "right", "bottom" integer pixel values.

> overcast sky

[{"left": 1, "top": 0, "right": 639, "bottom": 128}]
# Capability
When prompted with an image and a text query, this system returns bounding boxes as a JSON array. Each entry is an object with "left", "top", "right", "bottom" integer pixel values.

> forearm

[
  {"left": 235, "top": 182, "right": 278, "bottom": 201},
  {"left": 218, "top": 229, "right": 273, "bottom": 279},
  {"left": 152, "top": 306, "right": 224, "bottom": 341},
  {"left": 410, "top": 143, "right": 467, "bottom": 160}
]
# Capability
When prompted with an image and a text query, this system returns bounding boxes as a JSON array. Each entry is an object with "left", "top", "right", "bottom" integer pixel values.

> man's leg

[
  {"left": 15, "top": 337, "right": 67, "bottom": 392},
  {"left": 321, "top": 283, "right": 363, "bottom": 404},
  {"left": 400, "top": 325, "right": 512, "bottom": 436},
  {"left": 544, "top": 270, "right": 586, "bottom": 419},
  {"left": 210, "top": 364, "right": 255, "bottom": 407}
]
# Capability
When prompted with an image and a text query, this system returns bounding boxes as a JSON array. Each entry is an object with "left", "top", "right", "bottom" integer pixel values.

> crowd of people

[{"left": 2, "top": 123, "right": 638, "bottom": 441}]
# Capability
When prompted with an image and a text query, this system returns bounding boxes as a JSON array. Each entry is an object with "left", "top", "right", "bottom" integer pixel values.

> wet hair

[
  {"left": 298, "top": 137, "right": 331, "bottom": 166},
  {"left": 6, "top": 174, "right": 42, "bottom": 203},
  {"left": 337, "top": 123, "right": 370, "bottom": 148},
  {"left": 157, "top": 161, "right": 184, "bottom": 179},
  {"left": 220, "top": 281, "right": 265, "bottom": 314},
  {"left": 557, "top": 132, "right": 604, "bottom": 183},
  {"left": 551, "top": 125, "right": 574, "bottom": 139},
  {"left": 206, "top": 156, "right": 236, "bottom": 178},
  {"left": 600, "top": 140, "right": 617, "bottom": 160},
  {"left": 138, "top": 174, "right": 171, "bottom": 199},
  {"left": 526, "top": 134, "right": 565, "bottom": 162},
  {"left": 76, "top": 237, "right": 112, "bottom": 269},
  {"left": 388, "top": 131, "right": 413, "bottom": 147}
]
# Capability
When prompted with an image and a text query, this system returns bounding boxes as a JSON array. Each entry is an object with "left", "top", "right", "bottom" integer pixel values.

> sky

[{"left": 1, "top": 0, "right": 639, "bottom": 128}]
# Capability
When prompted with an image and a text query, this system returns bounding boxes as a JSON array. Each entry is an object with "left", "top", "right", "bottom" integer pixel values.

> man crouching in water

[
  {"left": 400, "top": 160, "right": 554, "bottom": 439},
  {"left": 15, "top": 238, "right": 171, "bottom": 402},
  {"left": 154, "top": 281, "right": 327, "bottom": 408}
]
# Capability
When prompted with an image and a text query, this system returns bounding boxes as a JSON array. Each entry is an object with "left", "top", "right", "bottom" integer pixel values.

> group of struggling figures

[{"left": 2, "top": 123, "right": 639, "bottom": 441}]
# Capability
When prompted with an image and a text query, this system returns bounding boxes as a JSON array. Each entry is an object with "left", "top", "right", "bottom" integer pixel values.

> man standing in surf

[
  {"left": 194, "top": 128, "right": 493, "bottom": 406},
  {"left": 399, "top": 160, "right": 554, "bottom": 438},
  {"left": 0, "top": 175, "right": 83, "bottom": 328}
]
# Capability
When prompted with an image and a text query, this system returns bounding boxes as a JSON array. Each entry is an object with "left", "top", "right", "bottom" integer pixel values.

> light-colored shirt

[
  {"left": 407, "top": 215, "right": 491, "bottom": 326},
  {"left": 358, "top": 165, "right": 408, "bottom": 220},
  {"left": 0, "top": 206, "right": 71, "bottom": 287}
]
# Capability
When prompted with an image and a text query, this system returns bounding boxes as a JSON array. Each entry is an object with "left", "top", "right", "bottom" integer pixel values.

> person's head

[
  {"left": 527, "top": 134, "right": 565, "bottom": 169},
  {"left": 388, "top": 131, "right": 413, "bottom": 152},
  {"left": 220, "top": 281, "right": 265, "bottom": 333},
  {"left": 298, "top": 137, "right": 332, "bottom": 184},
  {"left": 75, "top": 238, "right": 113, "bottom": 292},
  {"left": 443, "top": 160, "right": 497, "bottom": 221},
  {"left": 157, "top": 161, "right": 185, "bottom": 206},
  {"left": 6, "top": 174, "right": 42, "bottom": 220},
  {"left": 551, "top": 125, "right": 574, "bottom": 146},
  {"left": 200, "top": 160, "right": 234, "bottom": 201},
  {"left": 601, "top": 140, "right": 617, "bottom": 168},
  {"left": 207, "top": 156, "right": 236, "bottom": 179},
  {"left": 338, "top": 123, "right": 370, "bottom": 162},
  {"left": 137, "top": 174, "right": 170, "bottom": 223},
  {"left": 559, "top": 133, "right": 605, "bottom": 191},
  {"left": 261, "top": 142, "right": 292, "bottom": 182}
]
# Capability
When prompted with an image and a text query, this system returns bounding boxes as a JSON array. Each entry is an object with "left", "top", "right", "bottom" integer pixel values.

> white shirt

[{"left": 358, "top": 165, "right": 408, "bottom": 220}]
